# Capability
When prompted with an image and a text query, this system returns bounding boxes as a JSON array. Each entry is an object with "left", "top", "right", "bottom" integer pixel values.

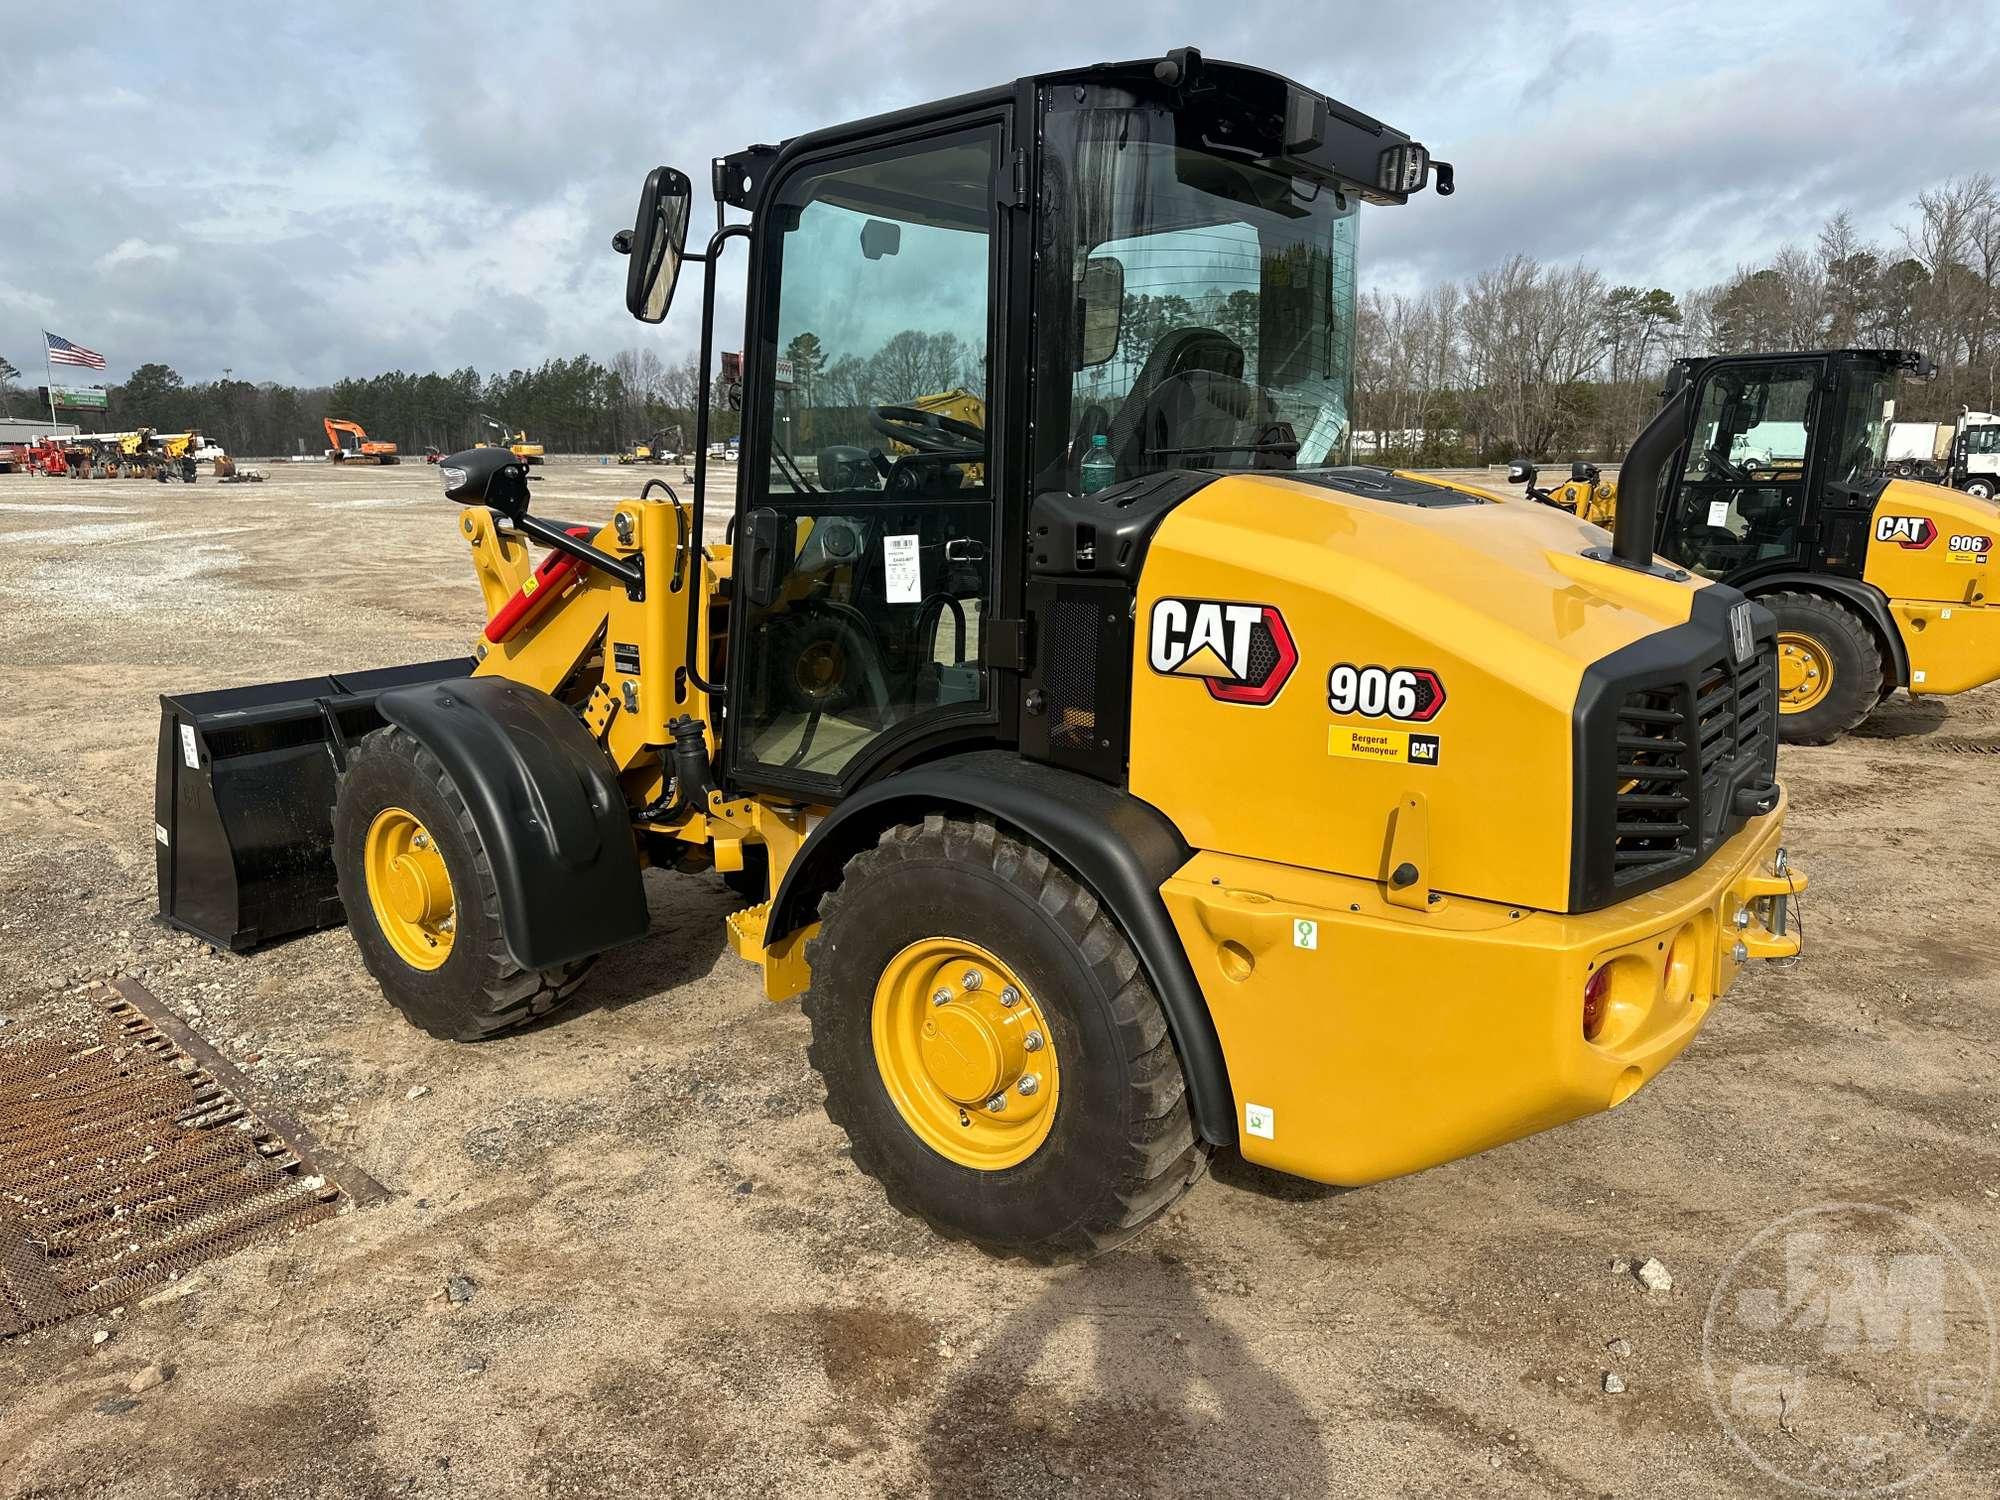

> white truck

[{"left": 1885, "top": 408, "right": 2000, "bottom": 496}]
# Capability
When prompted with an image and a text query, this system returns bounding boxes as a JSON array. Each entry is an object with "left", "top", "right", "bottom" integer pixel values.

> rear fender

[
  {"left": 1742, "top": 573, "right": 1909, "bottom": 688},
  {"left": 765, "top": 750, "right": 1237, "bottom": 1146},
  {"left": 376, "top": 677, "right": 647, "bottom": 969}
]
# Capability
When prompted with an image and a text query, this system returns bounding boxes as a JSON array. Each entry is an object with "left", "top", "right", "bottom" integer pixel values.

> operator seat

[{"left": 1109, "top": 327, "right": 1259, "bottom": 474}]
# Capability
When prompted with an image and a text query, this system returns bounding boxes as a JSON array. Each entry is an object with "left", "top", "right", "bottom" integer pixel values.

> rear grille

[{"left": 1608, "top": 642, "right": 1777, "bottom": 892}]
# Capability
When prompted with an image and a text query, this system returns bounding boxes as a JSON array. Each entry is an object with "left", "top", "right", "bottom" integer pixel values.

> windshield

[{"left": 1036, "top": 102, "right": 1358, "bottom": 491}]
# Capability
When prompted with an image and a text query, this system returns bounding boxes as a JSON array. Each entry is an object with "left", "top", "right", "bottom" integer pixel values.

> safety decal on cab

[
  {"left": 1947, "top": 533, "right": 1992, "bottom": 565},
  {"left": 1875, "top": 515, "right": 1937, "bottom": 549},
  {"left": 1325, "top": 664, "right": 1447, "bottom": 722},
  {"left": 1147, "top": 598, "right": 1298, "bottom": 705}
]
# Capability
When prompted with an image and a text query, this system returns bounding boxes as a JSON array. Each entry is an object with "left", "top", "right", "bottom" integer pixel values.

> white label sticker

[
  {"left": 155, "top": 822, "right": 169, "bottom": 846},
  {"left": 883, "top": 533, "right": 921, "bottom": 604},
  {"left": 1293, "top": 918, "right": 1318, "bottom": 950},
  {"left": 1245, "top": 1103, "right": 1275, "bottom": 1140},
  {"left": 1913, "top": 669, "right": 1927, "bottom": 684},
  {"left": 1707, "top": 500, "right": 1731, "bottom": 528},
  {"left": 179, "top": 723, "right": 199, "bottom": 769}
]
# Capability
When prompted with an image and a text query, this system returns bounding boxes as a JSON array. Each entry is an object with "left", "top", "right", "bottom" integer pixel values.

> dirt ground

[{"left": 0, "top": 459, "right": 1995, "bottom": 1498}]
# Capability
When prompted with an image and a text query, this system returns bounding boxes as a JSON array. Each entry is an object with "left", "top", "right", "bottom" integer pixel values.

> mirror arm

[
  {"left": 685, "top": 222, "right": 754, "bottom": 700},
  {"left": 515, "top": 510, "right": 643, "bottom": 593}
]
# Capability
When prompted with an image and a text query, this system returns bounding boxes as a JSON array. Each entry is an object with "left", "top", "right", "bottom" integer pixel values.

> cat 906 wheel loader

[
  {"left": 1509, "top": 348, "right": 2000, "bottom": 743},
  {"left": 156, "top": 49, "right": 1805, "bottom": 1261}
]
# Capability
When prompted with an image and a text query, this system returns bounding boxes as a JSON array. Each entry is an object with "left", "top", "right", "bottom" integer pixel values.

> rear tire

[
  {"left": 333, "top": 726, "right": 592, "bottom": 1040},
  {"left": 1963, "top": 477, "right": 1996, "bottom": 500},
  {"left": 803, "top": 816, "right": 1210, "bottom": 1262},
  {"left": 1763, "top": 590, "right": 1883, "bottom": 745}
]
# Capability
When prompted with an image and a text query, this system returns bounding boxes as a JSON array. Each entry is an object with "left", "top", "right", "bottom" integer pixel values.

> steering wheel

[{"left": 869, "top": 404, "right": 986, "bottom": 458}]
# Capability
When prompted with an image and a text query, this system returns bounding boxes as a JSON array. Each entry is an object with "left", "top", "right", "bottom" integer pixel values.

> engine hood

[{"left": 1127, "top": 471, "right": 1724, "bottom": 912}]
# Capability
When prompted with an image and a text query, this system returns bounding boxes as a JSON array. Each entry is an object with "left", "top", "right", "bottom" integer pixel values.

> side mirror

[
  {"left": 1506, "top": 459, "right": 1537, "bottom": 488},
  {"left": 619, "top": 166, "right": 693, "bottom": 324},
  {"left": 1076, "top": 256, "right": 1124, "bottom": 368},
  {"left": 860, "top": 219, "right": 902, "bottom": 261}
]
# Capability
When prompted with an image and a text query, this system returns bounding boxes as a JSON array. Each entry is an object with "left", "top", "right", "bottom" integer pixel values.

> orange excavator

[{"left": 323, "top": 417, "right": 399, "bottom": 465}]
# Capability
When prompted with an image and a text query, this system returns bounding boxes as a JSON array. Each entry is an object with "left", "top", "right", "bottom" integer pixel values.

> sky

[{"left": 1, "top": 1, "right": 1995, "bottom": 390}]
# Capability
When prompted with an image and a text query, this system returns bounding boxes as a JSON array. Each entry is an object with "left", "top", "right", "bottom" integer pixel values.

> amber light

[{"left": 1582, "top": 966, "right": 1611, "bottom": 1040}]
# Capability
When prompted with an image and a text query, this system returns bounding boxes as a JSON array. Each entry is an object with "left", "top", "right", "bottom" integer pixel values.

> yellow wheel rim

[
  {"left": 1776, "top": 631, "right": 1833, "bottom": 713},
  {"left": 363, "top": 806, "right": 456, "bottom": 971},
  {"left": 871, "top": 938, "right": 1060, "bottom": 1171}
]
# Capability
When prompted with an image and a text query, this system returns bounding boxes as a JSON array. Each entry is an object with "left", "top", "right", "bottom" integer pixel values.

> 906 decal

[
  {"left": 1147, "top": 597, "right": 1299, "bottom": 705},
  {"left": 1325, "top": 664, "right": 1446, "bottom": 722},
  {"left": 1947, "top": 532, "right": 1992, "bottom": 565}
]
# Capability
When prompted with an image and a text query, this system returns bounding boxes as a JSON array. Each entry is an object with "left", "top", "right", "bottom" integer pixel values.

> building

[{"left": 0, "top": 417, "right": 80, "bottom": 445}]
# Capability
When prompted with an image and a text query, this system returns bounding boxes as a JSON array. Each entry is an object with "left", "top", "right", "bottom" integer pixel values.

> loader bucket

[{"left": 155, "top": 658, "right": 474, "bottom": 951}]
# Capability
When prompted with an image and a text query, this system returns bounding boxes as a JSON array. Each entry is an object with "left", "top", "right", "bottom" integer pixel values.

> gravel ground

[{"left": 0, "top": 460, "right": 1994, "bottom": 1498}]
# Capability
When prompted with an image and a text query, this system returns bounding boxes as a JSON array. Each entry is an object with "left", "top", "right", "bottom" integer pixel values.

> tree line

[
  {"left": 1355, "top": 175, "right": 2000, "bottom": 465},
  {"left": 0, "top": 351, "right": 741, "bottom": 459}
]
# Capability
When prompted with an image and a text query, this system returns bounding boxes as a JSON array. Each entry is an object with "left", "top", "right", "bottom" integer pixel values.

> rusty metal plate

[{"left": 0, "top": 981, "right": 376, "bottom": 1336}]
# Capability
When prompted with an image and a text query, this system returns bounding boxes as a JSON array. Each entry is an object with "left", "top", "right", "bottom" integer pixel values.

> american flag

[{"left": 45, "top": 331, "right": 107, "bottom": 370}]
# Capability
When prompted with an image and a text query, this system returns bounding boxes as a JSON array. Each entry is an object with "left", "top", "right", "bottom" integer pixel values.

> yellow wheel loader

[
  {"left": 156, "top": 49, "right": 1804, "bottom": 1261},
  {"left": 1509, "top": 349, "right": 2000, "bottom": 742}
]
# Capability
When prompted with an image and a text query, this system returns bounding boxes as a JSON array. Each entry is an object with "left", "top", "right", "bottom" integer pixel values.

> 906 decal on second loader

[{"left": 156, "top": 50, "right": 1805, "bottom": 1261}]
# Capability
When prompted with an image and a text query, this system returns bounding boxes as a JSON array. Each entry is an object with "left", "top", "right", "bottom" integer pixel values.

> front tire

[
  {"left": 1765, "top": 590, "right": 1883, "bottom": 744},
  {"left": 333, "top": 726, "right": 592, "bottom": 1039},
  {"left": 1963, "top": 477, "right": 1996, "bottom": 500},
  {"left": 803, "top": 817, "right": 1210, "bottom": 1261}
]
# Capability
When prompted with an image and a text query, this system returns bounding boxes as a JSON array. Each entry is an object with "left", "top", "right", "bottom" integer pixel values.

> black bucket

[{"left": 155, "top": 658, "right": 474, "bottom": 951}]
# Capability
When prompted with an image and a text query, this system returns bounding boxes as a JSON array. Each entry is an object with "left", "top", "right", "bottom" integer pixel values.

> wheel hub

[
  {"left": 1776, "top": 631, "right": 1832, "bottom": 712},
  {"left": 872, "top": 939, "right": 1059, "bottom": 1170},
  {"left": 364, "top": 807, "right": 456, "bottom": 971}
]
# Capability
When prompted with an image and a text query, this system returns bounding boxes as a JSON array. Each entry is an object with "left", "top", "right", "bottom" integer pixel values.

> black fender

[
  {"left": 375, "top": 676, "right": 647, "bottom": 970},
  {"left": 1739, "top": 572, "right": 1909, "bottom": 687},
  {"left": 766, "top": 750, "right": 1236, "bottom": 1147}
]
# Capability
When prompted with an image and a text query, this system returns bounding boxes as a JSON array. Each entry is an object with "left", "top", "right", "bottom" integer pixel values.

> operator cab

[
  {"left": 1654, "top": 349, "right": 1926, "bottom": 581},
  {"left": 615, "top": 48, "right": 1451, "bottom": 797}
]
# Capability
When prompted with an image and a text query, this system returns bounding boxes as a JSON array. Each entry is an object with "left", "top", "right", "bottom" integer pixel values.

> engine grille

[{"left": 1610, "top": 643, "right": 1777, "bottom": 890}]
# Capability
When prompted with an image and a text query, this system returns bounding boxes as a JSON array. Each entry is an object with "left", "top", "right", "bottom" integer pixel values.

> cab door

[
  {"left": 1658, "top": 357, "right": 1824, "bottom": 580},
  {"left": 726, "top": 118, "right": 1012, "bottom": 801}
]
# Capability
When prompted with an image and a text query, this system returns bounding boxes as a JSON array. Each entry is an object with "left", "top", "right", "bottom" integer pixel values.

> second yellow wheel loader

[
  {"left": 1511, "top": 348, "right": 2000, "bottom": 743},
  {"left": 156, "top": 49, "right": 1804, "bottom": 1261}
]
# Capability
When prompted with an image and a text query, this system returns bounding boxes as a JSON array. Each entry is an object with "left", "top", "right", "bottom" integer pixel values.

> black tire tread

[
  {"left": 802, "top": 814, "right": 1209, "bottom": 1262},
  {"left": 335, "top": 726, "right": 592, "bottom": 1041},
  {"left": 1763, "top": 589, "right": 1883, "bottom": 745}
]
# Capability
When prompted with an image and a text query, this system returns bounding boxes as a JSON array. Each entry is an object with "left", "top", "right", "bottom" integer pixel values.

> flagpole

[{"left": 42, "top": 330, "right": 58, "bottom": 435}]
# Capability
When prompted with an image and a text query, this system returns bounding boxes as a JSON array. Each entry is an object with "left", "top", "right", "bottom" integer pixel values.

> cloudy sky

[{"left": 1, "top": 1, "right": 1994, "bottom": 388}]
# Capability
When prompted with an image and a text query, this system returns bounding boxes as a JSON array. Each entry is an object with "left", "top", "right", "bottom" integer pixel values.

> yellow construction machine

[
  {"left": 617, "top": 427, "right": 682, "bottom": 464},
  {"left": 1507, "top": 349, "right": 2000, "bottom": 742},
  {"left": 478, "top": 416, "right": 545, "bottom": 465},
  {"left": 157, "top": 50, "right": 1803, "bottom": 1260}
]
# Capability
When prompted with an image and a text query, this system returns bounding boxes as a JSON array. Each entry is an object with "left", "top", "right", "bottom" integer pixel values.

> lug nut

[
  {"left": 999, "top": 986, "right": 1021, "bottom": 1007},
  {"left": 961, "top": 970, "right": 983, "bottom": 991},
  {"left": 1017, "top": 1074, "right": 1040, "bottom": 1097},
  {"left": 1024, "top": 1030, "right": 1044, "bottom": 1053},
  {"left": 1732, "top": 940, "right": 1749, "bottom": 963},
  {"left": 985, "top": 1094, "right": 1006, "bottom": 1112},
  {"left": 931, "top": 988, "right": 951, "bottom": 1007},
  {"left": 1733, "top": 908, "right": 1751, "bottom": 930},
  {"left": 413, "top": 832, "right": 429, "bottom": 849}
]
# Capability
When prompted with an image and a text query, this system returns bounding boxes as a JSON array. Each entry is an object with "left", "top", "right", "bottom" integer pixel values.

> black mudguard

[
  {"left": 1741, "top": 572, "right": 1910, "bottom": 687},
  {"left": 376, "top": 676, "right": 647, "bottom": 970},
  {"left": 766, "top": 750, "right": 1237, "bottom": 1147}
]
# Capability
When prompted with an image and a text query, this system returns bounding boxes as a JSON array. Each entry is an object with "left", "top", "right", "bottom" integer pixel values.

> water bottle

[{"left": 1080, "top": 433, "right": 1116, "bottom": 494}]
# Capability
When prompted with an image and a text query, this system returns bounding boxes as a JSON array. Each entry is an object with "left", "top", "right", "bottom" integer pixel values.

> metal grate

[
  {"left": 0, "top": 982, "right": 370, "bottom": 1336},
  {"left": 1610, "top": 642, "right": 1777, "bottom": 890},
  {"left": 1042, "top": 595, "right": 1101, "bottom": 752}
]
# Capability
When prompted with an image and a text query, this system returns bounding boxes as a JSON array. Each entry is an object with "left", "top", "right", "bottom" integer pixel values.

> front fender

[
  {"left": 376, "top": 677, "right": 646, "bottom": 969},
  {"left": 766, "top": 750, "right": 1237, "bottom": 1146}
]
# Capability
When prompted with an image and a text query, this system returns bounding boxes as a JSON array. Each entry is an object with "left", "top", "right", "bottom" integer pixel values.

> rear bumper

[
  {"left": 1160, "top": 793, "right": 1801, "bottom": 1185},
  {"left": 1890, "top": 597, "right": 2000, "bottom": 696}
]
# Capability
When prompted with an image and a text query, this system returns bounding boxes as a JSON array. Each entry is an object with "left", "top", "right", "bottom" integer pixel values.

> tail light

[{"left": 1582, "top": 966, "right": 1611, "bottom": 1040}]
